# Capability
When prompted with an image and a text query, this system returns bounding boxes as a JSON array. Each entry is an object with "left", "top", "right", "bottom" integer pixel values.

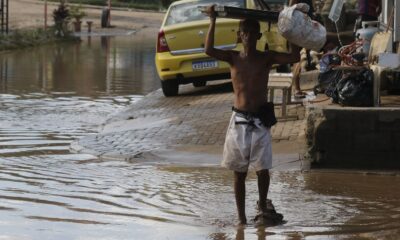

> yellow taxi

[{"left": 155, "top": 0, "right": 288, "bottom": 96}]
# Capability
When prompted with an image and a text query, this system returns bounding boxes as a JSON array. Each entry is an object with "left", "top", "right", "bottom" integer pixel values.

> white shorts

[{"left": 221, "top": 111, "right": 272, "bottom": 172}]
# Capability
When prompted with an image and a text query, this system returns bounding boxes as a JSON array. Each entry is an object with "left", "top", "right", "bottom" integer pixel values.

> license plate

[{"left": 192, "top": 60, "right": 218, "bottom": 71}]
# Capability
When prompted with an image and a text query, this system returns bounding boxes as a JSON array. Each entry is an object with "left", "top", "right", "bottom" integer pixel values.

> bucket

[{"left": 356, "top": 21, "right": 379, "bottom": 55}]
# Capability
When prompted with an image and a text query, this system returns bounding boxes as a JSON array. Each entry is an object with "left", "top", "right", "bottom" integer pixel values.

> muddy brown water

[{"left": 1, "top": 35, "right": 400, "bottom": 239}]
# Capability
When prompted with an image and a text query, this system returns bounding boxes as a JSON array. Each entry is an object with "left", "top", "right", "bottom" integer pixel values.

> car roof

[{"left": 170, "top": 0, "right": 201, "bottom": 7}]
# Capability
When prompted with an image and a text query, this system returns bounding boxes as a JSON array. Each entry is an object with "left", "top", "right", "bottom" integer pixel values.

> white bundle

[{"left": 278, "top": 3, "right": 327, "bottom": 51}]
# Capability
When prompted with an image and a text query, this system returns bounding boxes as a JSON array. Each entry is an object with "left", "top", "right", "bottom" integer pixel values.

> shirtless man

[{"left": 204, "top": 5, "right": 300, "bottom": 225}]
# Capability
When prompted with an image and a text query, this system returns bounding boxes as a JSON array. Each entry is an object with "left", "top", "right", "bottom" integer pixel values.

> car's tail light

[{"left": 157, "top": 30, "right": 170, "bottom": 53}]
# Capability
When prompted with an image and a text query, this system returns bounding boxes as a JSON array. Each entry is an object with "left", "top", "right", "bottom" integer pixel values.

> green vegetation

[
  {"left": 0, "top": 28, "right": 79, "bottom": 52},
  {"left": 70, "top": 5, "right": 87, "bottom": 22},
  {"left": 0, "top": 2, "right": 80, "bottom": 52},
  {"left": 0, "top": 0, "right": 184, "bottom": 52},
  {"left": 53, "top": 1, "right": 71, "bottom": 36}
]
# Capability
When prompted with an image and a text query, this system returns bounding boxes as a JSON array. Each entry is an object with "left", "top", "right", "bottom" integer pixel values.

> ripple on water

[
  {"left": 1, "top": 152, "right": 400, "bottom": 239},
  {"left": 1, "top": 94, "right": 400, "bottom": 239}
]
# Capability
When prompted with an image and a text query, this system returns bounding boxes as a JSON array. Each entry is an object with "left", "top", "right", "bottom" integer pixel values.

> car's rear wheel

[
  {"left": 276, "top": 64, "right": 291, "bottom": 73},
  {"left": 161, "top": 80, "right": 179, "bottom": 97},
  {"left": 193, "top": 80, "right": 206, "bottom": 87}
]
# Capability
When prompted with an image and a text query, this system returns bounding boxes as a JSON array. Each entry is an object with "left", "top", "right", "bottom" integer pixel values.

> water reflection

[
  {"left": 0, "top": 35, "right": 160, "bottom": 96},
  {"left": 1, "top": 133, "right": 400, "bottom": 240},
  {"left": 204, "top": 170, "right": 400, "bottom": 240}
]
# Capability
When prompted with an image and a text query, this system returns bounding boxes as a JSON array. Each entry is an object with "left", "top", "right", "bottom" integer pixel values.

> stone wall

[{"left": 306, "top": 106, "right": 400, "bottom": 169}]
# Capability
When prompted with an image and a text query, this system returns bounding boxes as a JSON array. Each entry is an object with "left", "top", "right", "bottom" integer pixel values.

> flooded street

[{"left": 1, "top": 35, "right": 400, "bottom": 239}]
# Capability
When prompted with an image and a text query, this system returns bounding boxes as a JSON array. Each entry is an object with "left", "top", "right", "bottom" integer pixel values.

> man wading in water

[{"left": 204, "top": 5, "right": 300, "bottom": 225}]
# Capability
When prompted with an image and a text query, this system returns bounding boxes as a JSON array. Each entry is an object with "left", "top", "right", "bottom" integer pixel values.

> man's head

[{"left": 238, "top": 19, "right": 262, "bottom": 47}]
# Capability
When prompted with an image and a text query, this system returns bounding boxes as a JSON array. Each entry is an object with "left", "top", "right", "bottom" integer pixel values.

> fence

[{"left": 0, "top": 0, "right": 8, "bottom": 33}]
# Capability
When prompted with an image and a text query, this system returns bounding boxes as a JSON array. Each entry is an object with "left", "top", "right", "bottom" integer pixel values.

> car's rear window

[{"left": 165, "top": 0, "right": 245, "bottom": 26}]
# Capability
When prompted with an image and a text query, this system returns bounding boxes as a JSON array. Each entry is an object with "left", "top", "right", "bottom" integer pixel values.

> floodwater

[{"left": 1, "top": 35, "right": 400, "bottom": 240}]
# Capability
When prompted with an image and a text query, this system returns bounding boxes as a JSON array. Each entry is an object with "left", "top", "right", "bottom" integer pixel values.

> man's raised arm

[
  {"left": 269, "top": 43, "right": 301, "bottom": 65},
  {"left": 204, "top": 5, "right": 233, "bottom": 64}
]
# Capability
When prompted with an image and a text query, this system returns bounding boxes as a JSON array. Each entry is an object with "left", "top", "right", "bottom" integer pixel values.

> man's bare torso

[
  {"left": 230, "top": 50, "right": 272, "bottom": 113},
  {"left": 204, "top": 8, "right": 300, "bottom": 114}
]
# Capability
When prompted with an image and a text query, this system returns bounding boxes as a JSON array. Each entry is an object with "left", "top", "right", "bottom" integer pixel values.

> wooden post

[
  {"left": 1, "top": 0, "right": 4, "bottom": 33},
  {"left": 44, "top": 0, "right": 47, "bottom": 30},
  {"left": 108, "top": 0, "right": 111, "bottom": 26},
  {"left": 6, "top": 0, "right": 8, "bottom": 33}
]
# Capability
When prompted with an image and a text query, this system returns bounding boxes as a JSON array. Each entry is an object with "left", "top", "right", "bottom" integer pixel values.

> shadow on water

[{"left": 0, "top": 35, "right": 160, "bottom": 96}]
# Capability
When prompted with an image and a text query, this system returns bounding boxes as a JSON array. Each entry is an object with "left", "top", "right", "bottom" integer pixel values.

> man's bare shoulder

[
  {"left": 228, "top": 50, "right": 240, "bottom": 55},
  {"left": 226, "top": 50, "right": 240, "bottom": 61}
]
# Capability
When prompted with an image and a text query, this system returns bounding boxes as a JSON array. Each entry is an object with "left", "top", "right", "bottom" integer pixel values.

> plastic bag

[
  {"left": 314, "top": 69, "right": 343, "bottom": 96},
  {"left": 319, "top": 53, "right": 341, "bottom": 73},
  {"left": 278, "top": 3, "right": 327, "bottom": 51},
  {"left": 336, "top": 69, "right": 374, "bottom": 107}
]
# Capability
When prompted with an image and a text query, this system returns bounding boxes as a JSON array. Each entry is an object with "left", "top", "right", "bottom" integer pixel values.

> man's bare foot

[{"left": 254, "top": 199, "right": 284, "bottom": 225}]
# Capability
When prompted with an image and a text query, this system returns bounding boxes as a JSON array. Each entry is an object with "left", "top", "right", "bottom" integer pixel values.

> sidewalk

[
  {"left": 71, "top": 80, "right": 309, "bottom": 170},
  {"left": 10, "top": 0, "right": 164, "bottom": 37}
]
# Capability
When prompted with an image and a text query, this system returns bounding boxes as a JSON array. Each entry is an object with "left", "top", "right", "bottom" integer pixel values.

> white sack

[{"left": 278, "top": 3, "right": 327, "bottom": 51}]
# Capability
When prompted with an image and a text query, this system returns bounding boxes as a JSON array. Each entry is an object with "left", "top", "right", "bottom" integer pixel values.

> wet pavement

[
  {"left": 71, "top": 81, "right": 308, "bottom": 167},
  {"left": 1, "top": 35, "right": 400, "bottom": 239}
]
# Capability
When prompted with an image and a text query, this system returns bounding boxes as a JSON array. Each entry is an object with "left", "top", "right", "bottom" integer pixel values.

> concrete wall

[{"left": 306, "top": 106, "right": 400, "bottom": 169}]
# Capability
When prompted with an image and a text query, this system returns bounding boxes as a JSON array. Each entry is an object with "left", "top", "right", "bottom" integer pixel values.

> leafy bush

[
  {"left": 53, "top": 1, "right": 70, "bottom": 23},
  {"left": 0, "top": 28, "right": 79, "bottom": 51},
  {"left": 53, "top": 1, "right": 70, "bottom": 36},
  {"left": 70, "top": 5, "right": 87, "bottom": 22}
]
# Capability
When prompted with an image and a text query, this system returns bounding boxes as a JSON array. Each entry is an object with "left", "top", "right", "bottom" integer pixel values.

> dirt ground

[{"left": 9, "top": 0, "right": 165, "bottom": 36}]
